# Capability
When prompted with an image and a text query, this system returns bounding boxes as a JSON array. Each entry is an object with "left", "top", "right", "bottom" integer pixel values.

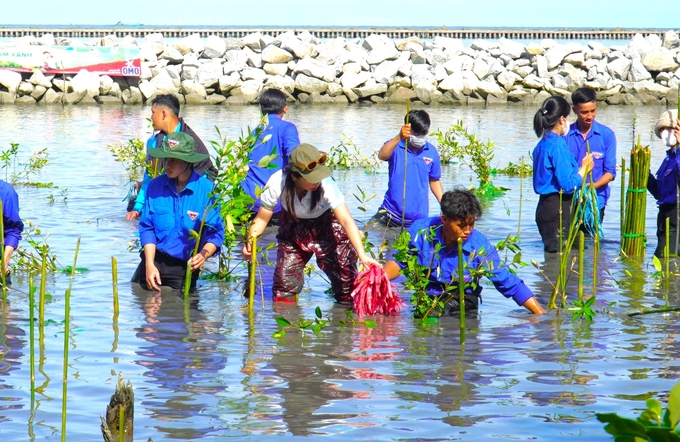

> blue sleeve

[
  {"left": 479, "top": 239, "right": 534, "bottom": 306},
  {"left": 648, "top": 171, "right": 660, "bottom": 200},
  {"left": 281, "top": 122, "right": 300, "bottom": 158},
  {"left": 138, "top": 184, "right": 156, "bottom": 247},
  {"left": 429, "top": 148, "right": 442, "bottom": 180},
  {"left": 2, "top": 186, "right": 23, "bottom": 249},
  {"left": 603, "top": 130, "right": 617, "bottom": 178},
  {"left": 133, "top": 172, "right": 151, "bottom": 213},
  {"left": 199, "top": 198, "right": 225, "bottom": 254},
  {"left": 553, "top": 144, "right": 583, "bottom": 192}
]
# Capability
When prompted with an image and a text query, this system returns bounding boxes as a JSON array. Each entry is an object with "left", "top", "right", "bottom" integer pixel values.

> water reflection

[
  {"left": 0, "top": 304, "right": 26, "bottom": 423},
  {"left": 132, "top": 286, "right": 228, "bottom": 440}
]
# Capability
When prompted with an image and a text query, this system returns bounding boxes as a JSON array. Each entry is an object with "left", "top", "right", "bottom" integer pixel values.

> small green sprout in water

[
  {"left": 569, "top": 296, "right": 596, "bottom": 322},
  {"left": 597, "top": 378, "right": 680, "bottom": 441},
  {"left": 272, "top": 306, "right": 330, "bottom": 339},
  {"left": 327, "top": 135, "right": 381, "bottom": 172}
]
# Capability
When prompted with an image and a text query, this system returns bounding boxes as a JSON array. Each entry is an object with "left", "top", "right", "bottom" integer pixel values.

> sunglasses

[{"left": 292, "top": 152, "right": 327, "bottom": 173}]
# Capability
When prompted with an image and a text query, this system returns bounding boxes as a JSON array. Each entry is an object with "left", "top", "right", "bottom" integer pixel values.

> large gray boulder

[
  {"left": 203, "top": 35, "right": 227, "bottom": 59},
  {"left": 197, "top": 61, "right": 223, "bottom": 88},
  {"left": 218, "top": 72, "right": 240, "bottom": 95},
  {"left": 29, "top": 70, "right": 53, "bottom": 88},
  {"left": 174, "top": 33, "right": 204, "bottom": 55},
  {"left": 242, "top": 32, "right": 263, "bottom": 52},
  {"left": 151, "top": 69, "right": 179, "bottom": 94},
  {"left": 265, "top": 75, "right": 295, "bottom": 94},
  {"left": 366, "top": 45, "right": 399, "bottom": 65},
  {"left": 294, "top": 73, "right": 328, "bottom": 94},
  {"left": 294, "top": 57, "right": 335, "bottom": 81},
  {"left": 607, "top": 57, "right": 632, "bottom": 80},
  {"left": 71, "top": 70, "right": 101, "bottom": 97},
  {"left": 263, "top": 63, "right": 289, "bottom": 76},
  {"left": 159, "top": 46, "right": 184, "bottom": 63},
  {"left": 340, "top": 71, "right": 371, "bottom": 89},
  {"left": 663, "top": 30, "right": 680, "bottom": 49},
  {"left": 629, "top": 58, "right": 652, "bottom": 81},
  {"left": 642, "top": 48, "right": 678, "bottom": 72},
  {"left": 261, "top": 45, "right": 294, "bottom": 64},
  {"left": 498, "top": 37, "right": 525, "bottom": 59},
  {"left": 0, "top": 70, "right": 22, "bottom": 93},
  {"left": 352, "top": 79, "right": 387, "bottom": 98}
]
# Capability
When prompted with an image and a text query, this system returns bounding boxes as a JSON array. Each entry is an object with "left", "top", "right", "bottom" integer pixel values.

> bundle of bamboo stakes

[{"left": 621, "top": 135, "right": 651, "bottom": 258}]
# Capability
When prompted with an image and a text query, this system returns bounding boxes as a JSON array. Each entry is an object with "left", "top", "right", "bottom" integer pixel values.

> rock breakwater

[{"left": 0, "top": 30, "right": 679, "bottom": 106}]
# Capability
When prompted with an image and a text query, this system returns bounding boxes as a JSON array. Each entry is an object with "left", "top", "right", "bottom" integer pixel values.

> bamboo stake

[
  {"left": 29, "top": 272, "right": 35, "bottom": 404},
  {"left": 39, "top": 245, "right": 46, "bottom": 328},
  {"left": 665, "top": 217, "right": 671, "bottom": 288},
  {"left": 457, "top": 238, "right": 465, "bottom": 344},
  {"left": 249, "top": 235, "right": 258, "bottom": 316},
  {"left": 518, "top": 156, "right": 523, "bottom": 238},
  {"left": 628, "top": 306, "right": 680, "bottom": 317},
  {"left": 118, "top": 406, "right": 125, "bottom": 442},
  {"left": 620, "top": 157, "right": 626, "bottom": 242},
  {"left": 61, "top": 237, "right": 81, "bottom": 442},
  {"left": 578, "top": 231, "right": 584, "bottom": 304},
  {"left": 184, "top": 208, "right": 209, "bottom": 300},
  {"left": 621, "top": 136, "right": 650, "bottom": 259},
  {"left": 401, "top": 102, "right": 411, "bottom": 231},
  {"left": 585, "top": 141, "right": 600, "bottom": 297},
  {"left": 112, "top": 257, "right": 119, "bottom": 318}
]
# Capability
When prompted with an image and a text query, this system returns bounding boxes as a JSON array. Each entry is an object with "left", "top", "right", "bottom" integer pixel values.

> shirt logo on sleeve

[
  {"left": 187, "top": 210, "right": 199, "bottom": 220},
  {"left": 423, "top": 157, "right": 433, "bottom": 165}
]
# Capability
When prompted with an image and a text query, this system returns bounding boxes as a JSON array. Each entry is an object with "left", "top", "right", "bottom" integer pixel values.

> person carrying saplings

[
  {"left": 565, "top": 87, "right": 617, "bottom": 221},
  {"left": 242, "top": 143, "right": 379, "bottom": 303},
  {"left": 532, "top": 96, "right": 593, "bottom": 253},
  {"left": 647, "top": 109, "right": 680, "bottom": 259},
  {"left": 372, "top": 110, "right": 444, "bottom": 228},
  {"left": 0, "top": 179, "right": 23, "bottom": 285},
  {"left": 127, "top": 94, "right": 217, "bottom": 220},
  {"left": 132, "top": 132, "right": 224, "bottom": 292},
  {"left": 241, "top": 88, "right": 300, "bottom": 223},
  {"left": 383, "top": 189, "right": 546, "bottom": 315}
]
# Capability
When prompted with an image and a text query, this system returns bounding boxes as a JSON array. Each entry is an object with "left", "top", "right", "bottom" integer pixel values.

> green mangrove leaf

[
  {"left": 312, "top": 323, "right": 322, "bottom": 334},
  {"left": 364, "top": 320, "right": 377, "bottom": 328},
  {"left": 275, "top": 317, "right": 291, "bottom": 327},
  {"left": 315, "top": 306, "right": 322, "bottom": 319},
  {"left": 668, "top": 381, "right": 680, "bottom": 428},
  {"left": 596, "top": 413, "right": 648, "bottom": 439},
  {"left": 338, "top": 320, "right": 347, "bottom": 327},
  {"left": 653, "top": 255, "right": 663, "bottom": 273},
  {"left": 300, "top": 319, "right": 313, "bottom": 329},
  {"left": 272, "top": 330, "right": 286, "bottom": 339}
]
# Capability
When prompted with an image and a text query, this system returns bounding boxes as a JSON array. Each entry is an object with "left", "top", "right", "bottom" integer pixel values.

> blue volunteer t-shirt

[
  {"left": 532, "top": 131, "right": 583, "bottom": 195},
  {"left": 379, "top": 140, "right": 441, "bottom": 223}
]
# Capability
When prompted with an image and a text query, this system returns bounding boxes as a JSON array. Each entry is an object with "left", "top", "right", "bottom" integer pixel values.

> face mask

[
  {"left": 409, "top": 134, "right": 428, "bottom": 148},
  {"left": 562, "top": 119, "right": 570, "bottom": 136},
  {"left": 661, "top": 129, "right": 678, "bottom": 148}
]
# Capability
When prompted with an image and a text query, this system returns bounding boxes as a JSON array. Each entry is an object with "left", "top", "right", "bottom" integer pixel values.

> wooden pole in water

[
  {"left": 29, "top": 272, "right": 35, "bottom": 404},
  {"left": 118, "top": 406, "right": 125, "bottom": 442},
  {"left": 457, "top": 238, "right": 465, "bottom": 344},
  {"left": 578, "top": 231, "right": 584, "bottom": 304},
  {"left": 112, "top": 257, "right": 119, "bottom": 318},
  {"left": 249, "top": 235, "right": 258, "bottom": 315},
  {"left": 39, "top": 245, "right": 47, "bottom": 328},
  {"left": 401, "top": 102, "right": 411, "bottom": 231},
  {"left": 61, "top": 237, "right": 80, "bottom": 442},
  {"left": 620, "top": 157, "right": 625, "bottom": 242},
  {"left": 518, "top": 156, "right": 523, "bottom": 238},
  {"left": 665, "top": 217, "right": 671, "bottom": 288}
]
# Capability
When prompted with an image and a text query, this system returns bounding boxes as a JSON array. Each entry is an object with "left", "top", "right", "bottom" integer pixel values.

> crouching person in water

[
  {"left": 242, "top": 143, "right": 379, "bottom": 303},
  {"left": 132, "top": 132, "right": 224, "bottom": 292},
  {"left": 383, "top": 189, "right": 546, "bottom": 315}
]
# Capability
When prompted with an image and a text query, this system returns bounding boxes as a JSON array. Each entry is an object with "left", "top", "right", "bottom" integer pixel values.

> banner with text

[{"left": 0, "top": 45, "right": 141, "bottom": 77}]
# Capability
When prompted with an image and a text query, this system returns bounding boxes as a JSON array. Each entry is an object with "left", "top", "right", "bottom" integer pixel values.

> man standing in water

[
  {"left": 126, "top": 94, "right": 217, "bottom": 220},
  {"left": 565, "top": 87, "right": 617, "bottom": 221},
  {"left": 0, "top": 179, "right": 23, "bottom": 285}
]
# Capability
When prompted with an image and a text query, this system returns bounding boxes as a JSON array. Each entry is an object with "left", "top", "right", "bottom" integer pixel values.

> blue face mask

[{"left": 409, "top": 134, "right": 428, "bottom": 148}]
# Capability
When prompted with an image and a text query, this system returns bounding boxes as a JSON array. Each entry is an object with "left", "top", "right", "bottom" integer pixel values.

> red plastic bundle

[{"left": 351, "top": 264, "right": 406, "bottom": 316}]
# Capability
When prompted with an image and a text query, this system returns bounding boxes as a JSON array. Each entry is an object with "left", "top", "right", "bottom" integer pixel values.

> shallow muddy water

[{"left": 0, "top": 102, "right": 678, "bottom": 441}]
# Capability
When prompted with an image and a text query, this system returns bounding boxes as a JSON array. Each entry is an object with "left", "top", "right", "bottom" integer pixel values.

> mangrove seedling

[
  {"left": 272, "top": 306, "right": 330, "bottom": 338},
  {"left": 597, "top": 378, "right": 680, "bottom": 441},
  {"left": 327, "top": 134, "right": 381, "bottom": 172}
]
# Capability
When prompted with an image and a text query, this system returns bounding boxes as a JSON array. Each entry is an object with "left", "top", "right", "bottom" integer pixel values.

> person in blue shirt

[
  {"left": 647, "top": 109, "right": 680, "bottom": 259},
  {"left": 241, "top": 88, "right": 300, "bottom": 220},
  {"left": 132, "top": 132, "right": 224, "bottom": 292},
  {"left": 372, "top": 110, "right": 443, "bottom": 228},
  {"left": 384, "top": 189, "right": 545, "bottom": 315},
  {"left": 565, "top": 88, "right": 617, "bottom": 220},
  {"left": 0, "top": 180, "right": 23, "bottom": 285},
  {"left": 126, "top": 94, "right": 217, "bottom": 220},
  {"left": 532, "top": 96, "right": 593, "bottom": 253}
]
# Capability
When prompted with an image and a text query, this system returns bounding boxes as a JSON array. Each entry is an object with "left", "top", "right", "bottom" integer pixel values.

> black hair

[
  {"left": 571, "top": 87, "right": 597, "bottom": 107},
  {"left": 440, "top": 188, "right": 482, "bottom": 221},
  {"left": 151, "top": 94, "right": 180, "bottom": 117},
  {"left": 533, "top": 96, "right": 570, "bottom": 137},
  {"left": 405, "top": 110, "right": 431, "bottom": 135},
  {"left": 259, "top": 89, "right": 287, "bottom": 115},
  {"left": 283, "top": 168, "right": 322, "bottom": 222}
]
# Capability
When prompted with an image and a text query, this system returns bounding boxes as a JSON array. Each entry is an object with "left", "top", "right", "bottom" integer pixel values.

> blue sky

[{"left": 2, "top": 0, "right": 678, "bottom": 29}]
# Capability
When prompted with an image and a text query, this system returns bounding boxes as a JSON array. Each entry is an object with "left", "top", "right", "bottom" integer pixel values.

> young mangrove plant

[
  {"left": 209, "top": 124, "right": 263, "bottom": 281},
  {"left": 432, "top": 121, "right": 507, "bottom": 199},
  {"left": 327, "top": 134, "right": 381, "bottom": 172},
  {"left": 597, "top": 378, "right": 680, "bottom": 441},
  {"left": 14, "top": 220, "right": 58, "bottom": 274},
  {"left": 1, "top": 142, "right": 51, "bottom": 187},
  {"left": 272, "top": 307, "right": 377, "bottom": 339}
]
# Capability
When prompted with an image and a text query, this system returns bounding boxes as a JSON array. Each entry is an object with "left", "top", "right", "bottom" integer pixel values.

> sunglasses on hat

[{"left": 292, "top": 152, "right": 327, "bottom": 173}]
